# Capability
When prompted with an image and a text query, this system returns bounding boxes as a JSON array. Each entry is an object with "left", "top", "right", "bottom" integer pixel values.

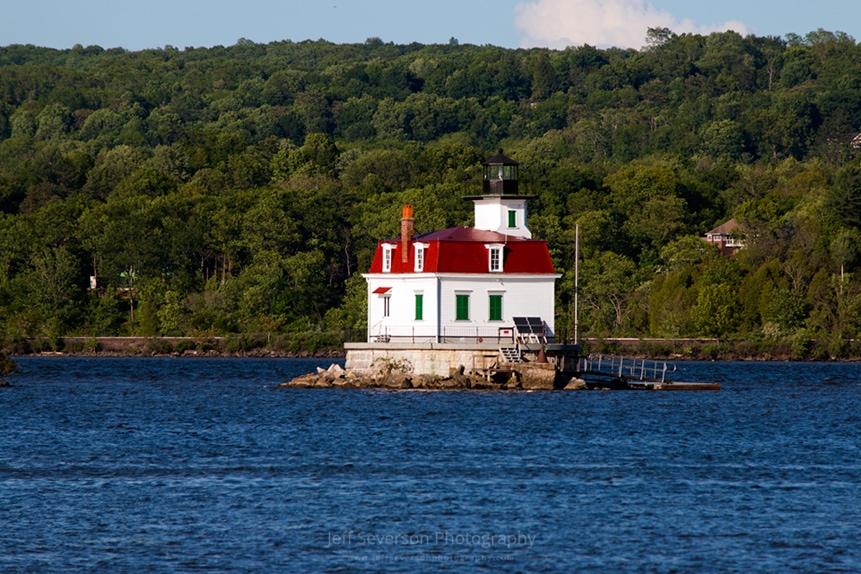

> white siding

[
  {"left": 365, "top": 273, "right": 559, "bottom": 341},
  {"left": 364, "top": 274, "right": 439, "bottom": 340},
  {"left": 438, "top": 275, "right": 557, "bottom": 334},
  {"left": 473, "top": 197, "right": 531, "bottom": 238}
]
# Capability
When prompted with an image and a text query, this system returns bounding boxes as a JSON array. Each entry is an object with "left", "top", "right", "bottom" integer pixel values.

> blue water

[{"left": 1, "top": 358, "right": 860, "bottom": 573}]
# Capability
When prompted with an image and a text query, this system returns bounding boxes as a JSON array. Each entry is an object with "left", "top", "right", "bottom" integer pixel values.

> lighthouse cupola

[
  {"left": 482, "top": 149, "right": 519, "bottom": 196},
  {"left": 467, "top": 150, "right": 533, "bottom": 239}
]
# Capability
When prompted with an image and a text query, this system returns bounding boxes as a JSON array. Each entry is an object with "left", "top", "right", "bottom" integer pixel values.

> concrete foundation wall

[
  {"left": 345, "top": 343, "right": 579, "bottom": 389},
  {"left": 346, "top": 345, "right": 504, "bottom": 377}
]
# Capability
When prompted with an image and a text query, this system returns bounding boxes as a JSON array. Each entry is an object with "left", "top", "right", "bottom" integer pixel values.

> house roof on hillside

[{"left": 706, "top": 219, "right": 740, "bottom": 236}]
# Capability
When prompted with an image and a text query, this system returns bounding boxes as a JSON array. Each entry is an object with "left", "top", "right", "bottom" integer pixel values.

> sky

[{"left": 3, "top": 0, "right": 860, "bottom": 52}]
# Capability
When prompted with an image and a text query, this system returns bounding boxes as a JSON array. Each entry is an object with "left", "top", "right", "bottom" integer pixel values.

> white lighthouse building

[{"left": 347, "top": 151, "right": 563, "bottom": 377}]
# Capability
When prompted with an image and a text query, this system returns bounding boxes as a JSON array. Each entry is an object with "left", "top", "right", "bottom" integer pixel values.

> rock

[
  {"left": 448, "top": 371, "right": 473, "bottom": 388},
  {"left": 411, "top": 374, "right": 439, "bottom": 389},
  {"left": 281, "top": 365, "right": 569, "bottom": 392},
  {"left": 316, "top": 366, "right": 326, "bottom": 374},
  {"left": 331, "top": 379, "right": 357, "bottom": 389},
  {"left": 381, "top": 374, "right": 413, "bottom": 389},
  {"left": 448, "top": 365, "right": 465, "bottom": 378},
  {"left": 519, "top": 364, "right": 557, "bottom": 390},
  {"left": 279, "top": 373, "right": 319, "bottom": 388},
  {"left": 434, "top": 378, "right": 464, "bottom": 389},
  {"left": 501, "top": 373, "right": 521, "bottom": 390},
  {"left": 471, "top": 379, "right": 502, "bottom": 390},
  {"left": 563, "top": 377, "right": 588, "bottom": 390},
  {"left": 279, "top": 380, "right": 309, "bottom": 388},
  {"left": 0, "top": 381, "right": 10, "bottom": 387}
]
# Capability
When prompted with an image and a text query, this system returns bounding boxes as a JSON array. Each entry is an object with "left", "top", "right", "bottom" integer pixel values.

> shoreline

[
  {"left": 4, "top": 336, "right": 861, "bottom": 362},
  {"left": 3, "top": 336, "right": 345, "bottom": 359}
]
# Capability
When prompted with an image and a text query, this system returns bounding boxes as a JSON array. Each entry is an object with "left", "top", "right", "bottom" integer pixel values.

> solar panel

[
  {"left": 527, "top": 317, "right": 544, "bottom": 333},
  {"left": 513, "top": 317, "right": 544, "bottom": 334},
  {"left": 513, "top": 317, "right": 546, "bottom": 344}
]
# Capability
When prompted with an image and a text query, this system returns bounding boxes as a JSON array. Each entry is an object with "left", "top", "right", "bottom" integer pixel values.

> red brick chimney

[{"left": 401, "top": 204, "right": 414, "bottom": 263}]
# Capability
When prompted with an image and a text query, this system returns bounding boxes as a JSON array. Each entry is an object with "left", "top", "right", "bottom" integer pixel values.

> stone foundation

[
  {"left": 274, "top": 343, "right": 585, "bottom": 391},
  {"left": 278, "top": 362, "right": 585, "bottom": 391},
  {"left": 345, "top": 344, "right": 506, "bottom": 378}
]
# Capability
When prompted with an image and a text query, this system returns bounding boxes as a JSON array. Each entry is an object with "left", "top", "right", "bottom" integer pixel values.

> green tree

[
  {"left": 528, "top": 51, "right": 557, "bottom": 100},
  {"left": 581, "top": 251, "right": 639, "bottom": 335},
  {"left": 691, "top": 283, "right": 738, "bottom": 337},
  {"left": 15, "top": 246, "right": 81, "bottom": 334},
  {"left": 649, "top": 269, "right": 696, "bottom": 337}
]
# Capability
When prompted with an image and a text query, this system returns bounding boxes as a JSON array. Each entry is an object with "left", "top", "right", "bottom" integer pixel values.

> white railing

[
  {"left": 578, "top": 353, "right": 676, "bottom": 383},
  {"left": 368, "top": 325, "right": 517, "bottom": 345}
]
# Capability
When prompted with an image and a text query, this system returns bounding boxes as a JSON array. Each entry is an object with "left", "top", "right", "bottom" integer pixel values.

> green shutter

[
  {"left": 489, "top": 295, "right": 502, "bottom": 321},
  {"left": 508, "top": 210, "right": 516, "bottom": 227},
  {"left": 415, "top": 294, "right": 423, "bottom": 320},
  {"left": 456, "top": 294, "right": 469, "bottom": 320}
]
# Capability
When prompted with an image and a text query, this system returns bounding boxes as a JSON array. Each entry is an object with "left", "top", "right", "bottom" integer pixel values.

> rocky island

[{"left": 278, "top": 362, "right": 587, "bottom": 391}]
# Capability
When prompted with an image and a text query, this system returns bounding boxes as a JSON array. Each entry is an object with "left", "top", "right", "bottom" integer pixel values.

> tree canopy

[{"left": 2, "top": 30, "right": 861, "bottom": 355}]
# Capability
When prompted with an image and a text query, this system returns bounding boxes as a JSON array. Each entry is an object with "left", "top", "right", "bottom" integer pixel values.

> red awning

[{"left": 373, "top": 287, "right": 392, "bottom": 294}]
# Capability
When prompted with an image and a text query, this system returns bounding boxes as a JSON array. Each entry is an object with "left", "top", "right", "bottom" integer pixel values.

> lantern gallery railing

[{"left": 368, "top": 325, "right": 518, "bottom": 345}]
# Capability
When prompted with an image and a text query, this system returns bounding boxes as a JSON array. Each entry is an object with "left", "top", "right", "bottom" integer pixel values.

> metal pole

[{"left": 574, "top": 223, "right": 580, "bottom": 345}]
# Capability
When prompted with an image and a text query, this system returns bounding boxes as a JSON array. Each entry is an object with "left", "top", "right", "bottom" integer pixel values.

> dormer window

[
  {"left": 414, "top": 243, "right": 428, "bottom": 272},
  {"left": 490, "top": 248, "right": 501, "bottom": 272},
  {"left": 508, "top": 210, "right": 516, "bottom": 228},
  {"left": 382, "top": 245, "right": 394, "bottom": 273},
  {"left": 486, "top": 244, "right": 504, "bottom": 273}
]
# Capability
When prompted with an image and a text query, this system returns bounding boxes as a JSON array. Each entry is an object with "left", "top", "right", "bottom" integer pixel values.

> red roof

[
  {"left": 368, "top": 227, "right": 556, "bottom": 274},
  {"left": 705, "top": 219, "right": 740, "bottom": 236}
]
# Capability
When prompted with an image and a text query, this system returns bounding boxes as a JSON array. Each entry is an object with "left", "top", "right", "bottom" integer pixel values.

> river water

[{"left": 1, "top": 357, "right": 859, "bottom": 572}]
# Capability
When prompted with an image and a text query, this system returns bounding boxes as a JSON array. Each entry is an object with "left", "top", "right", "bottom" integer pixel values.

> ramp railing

[{"left": 578, "top": 353, "right": 676, "bottom": 383}]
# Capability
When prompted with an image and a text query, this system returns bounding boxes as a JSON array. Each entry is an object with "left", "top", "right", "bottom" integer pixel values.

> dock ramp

[{"left": 576, "top": 354, "right": 720, "bottom": 390}]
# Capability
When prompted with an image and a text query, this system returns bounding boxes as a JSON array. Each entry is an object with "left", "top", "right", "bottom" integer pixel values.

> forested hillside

[{"left": 2, "top": 29, "right": 861, "bottom": 356}]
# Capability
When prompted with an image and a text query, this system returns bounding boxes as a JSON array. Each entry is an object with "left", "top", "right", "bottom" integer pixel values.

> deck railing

[{"left": 368, "top": 325, "right": 517, "bottom": 345}]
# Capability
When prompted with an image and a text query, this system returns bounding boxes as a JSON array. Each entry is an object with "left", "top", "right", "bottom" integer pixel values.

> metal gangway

[{"left": 578, "top": 353, "right": 677, "bottom": 383}]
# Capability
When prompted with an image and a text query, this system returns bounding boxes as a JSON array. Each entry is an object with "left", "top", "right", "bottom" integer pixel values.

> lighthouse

[{"left": 347, "top": 151, "right": 564, "bottom": 378}]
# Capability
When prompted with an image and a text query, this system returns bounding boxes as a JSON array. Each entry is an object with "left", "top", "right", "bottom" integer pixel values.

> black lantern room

[{"left": 482, "top": 150, "right": 519, "bottom": 196}]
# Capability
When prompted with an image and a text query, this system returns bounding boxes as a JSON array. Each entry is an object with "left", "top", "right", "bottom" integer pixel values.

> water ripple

[{"left": 1, "top": 358, "right": 860, "bottom": 572}]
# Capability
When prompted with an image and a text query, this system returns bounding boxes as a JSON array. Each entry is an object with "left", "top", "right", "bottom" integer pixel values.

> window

[
  {"left": 487, "top": 245, "right": 503, "bottom": 272},
  {"left": 414, "top": 244, "right": 426, "bottom": 272},
  {"left": 382, "top": 245, "right": 393, "bottom": 273},
  {"left": 456, "top": 294, "right": 470, "bottom": 321},
  {"left": 508, "top": 210, "right": 516, "bottom": 228},
  {"left": 489, "top": 294, "right": 503, "bottom": 321},
  {"left": 415, "top": 294, "right": 423, "bottom": 320},
  {"left": 490, "top": 248, "right": 500, "bottom": 272},
  {"left": 383, "top": 296, "right": 390, "bottom": 317}
]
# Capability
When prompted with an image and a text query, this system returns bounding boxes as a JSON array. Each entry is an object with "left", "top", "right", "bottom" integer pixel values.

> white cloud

[{"left": 514, "top": 0, "right": 750, "bottom": 49}]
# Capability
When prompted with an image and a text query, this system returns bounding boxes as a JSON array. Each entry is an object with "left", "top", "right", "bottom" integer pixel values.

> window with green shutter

[
  {"left": 456, "top": 294, "right": 470, "bottom": 320},
  {"left": 489, "top": 294, "right": 502, "bottom": 321},
  {"left": 415, "top": 294, "right": 423, "bottom": 320},
  {"left": 508, "top": 210, "right": 516, "bottom": 228}
]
